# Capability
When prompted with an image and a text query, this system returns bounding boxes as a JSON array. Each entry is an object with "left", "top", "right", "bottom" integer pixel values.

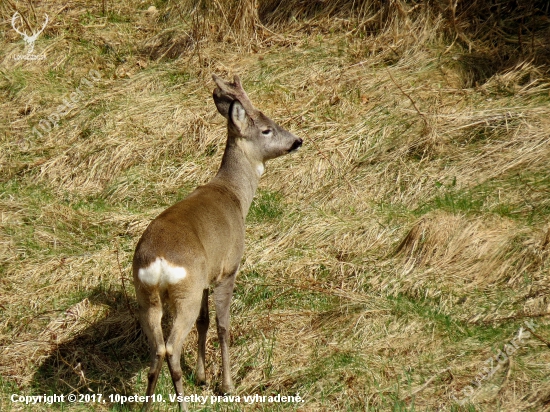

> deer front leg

[
  {"left": 213, "top": 273, "right": 236, "bottom": 394},
  {"left": 195, "top": 288, "right": 209, "bottom": 384}
]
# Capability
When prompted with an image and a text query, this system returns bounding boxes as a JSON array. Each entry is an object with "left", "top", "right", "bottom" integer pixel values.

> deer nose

[{"left": 289, "top": 138, "right": 303, "bottom": 152}]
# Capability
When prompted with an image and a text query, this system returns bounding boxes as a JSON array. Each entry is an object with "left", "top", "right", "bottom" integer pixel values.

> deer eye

[{"left": 262, "top": 129, "right": 272, "bottom": 136}]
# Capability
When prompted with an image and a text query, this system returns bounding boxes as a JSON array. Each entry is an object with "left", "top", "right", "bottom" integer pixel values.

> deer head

[{"left": 212, "top": 74, "right": 303, "bottom": 164}]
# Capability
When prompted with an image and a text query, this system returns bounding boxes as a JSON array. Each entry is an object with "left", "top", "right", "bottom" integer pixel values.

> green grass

[
  {"left": 248, "top": 189, "right": 284, "bottom": 222},
  {"left": 164, "top": 70, "right": 193, "bottom": 87},
  {"left": 415, "top": 171, "right": 550, "bottom": 224},
  {"left": 0, "top": 67, "right": 28, "bottom": 99}
]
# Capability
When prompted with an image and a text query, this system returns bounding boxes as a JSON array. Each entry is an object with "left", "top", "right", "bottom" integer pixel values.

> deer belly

[{"left": 137, "top": 257, "right": 187, "bottom": 289}]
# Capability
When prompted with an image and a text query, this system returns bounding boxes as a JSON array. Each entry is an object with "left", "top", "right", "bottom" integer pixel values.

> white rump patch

[
  {"left": 256, "top": 163, "right": 265, "bottom": 177},
  {"left": 138, "top": 257, "right": 187, "bottom": 288}
]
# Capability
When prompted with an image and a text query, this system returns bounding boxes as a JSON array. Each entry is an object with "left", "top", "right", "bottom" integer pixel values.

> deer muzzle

[{"left": 288, "top": 138, "right": 303, "bottom": 153}]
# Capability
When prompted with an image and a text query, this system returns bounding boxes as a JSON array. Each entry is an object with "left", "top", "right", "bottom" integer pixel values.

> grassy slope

[{"left": 1, "top": 1, "right": 549, "bottom": 411}]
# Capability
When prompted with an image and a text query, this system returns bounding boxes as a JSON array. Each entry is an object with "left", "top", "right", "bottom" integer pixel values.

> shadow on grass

[
  {"left": 452, "top": 47, "right": 550, "bottom": 89},
  {"left": 30, "top": 287, "right": 157, "bottom": 398}
]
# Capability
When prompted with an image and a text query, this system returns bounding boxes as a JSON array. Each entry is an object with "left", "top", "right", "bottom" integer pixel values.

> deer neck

[{"left": 212, "top": 138, "right": 263, "bottom": 219}]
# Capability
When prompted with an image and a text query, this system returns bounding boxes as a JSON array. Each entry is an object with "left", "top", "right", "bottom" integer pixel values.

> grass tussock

[{"left": 1, "top": 0, "right": 550, "bottom": 411}]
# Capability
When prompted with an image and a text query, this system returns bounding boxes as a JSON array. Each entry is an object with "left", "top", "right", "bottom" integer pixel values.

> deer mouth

[{"left": 288, "top": 138, "right": 303, "bottom": 153}]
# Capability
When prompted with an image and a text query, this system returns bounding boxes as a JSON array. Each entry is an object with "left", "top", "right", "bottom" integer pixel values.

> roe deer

[{"left": 133, "top": 74, "right": 302, "bottom": 411}]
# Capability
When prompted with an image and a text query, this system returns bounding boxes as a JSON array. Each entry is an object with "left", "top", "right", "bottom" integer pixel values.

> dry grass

[{"left": 1, "top": 0, "right": 550, "bottom": 411}]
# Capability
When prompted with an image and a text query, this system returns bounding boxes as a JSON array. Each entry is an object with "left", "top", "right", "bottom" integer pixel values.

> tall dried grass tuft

[
  {"left": 178, "top": 0, "right": 550, "bottom": 73},
  {"left": 181, "top": 0, "right": 262, "bottom": 47}
]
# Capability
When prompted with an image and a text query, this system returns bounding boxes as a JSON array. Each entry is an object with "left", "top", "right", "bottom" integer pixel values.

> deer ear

[
  {"left": 229, "top": 100, "right": 248, "bottom": 131},
  {"left": 212, "top": 74, "right": 258, "bottom": 120},
  {"left": 213, "top": 89, "right": 233, "bottom": 119}
]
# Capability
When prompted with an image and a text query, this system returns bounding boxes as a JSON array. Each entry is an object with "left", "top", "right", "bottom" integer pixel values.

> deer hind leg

[
  {"left": 214, "top": 272, "right": 236, "bottom": 394},
  {"left": 165, "top": 290, "right": 204, "bottom": 412},
  {"left": 136, "top": 289, "right": 165, "bottom": 412},
  {"left": 195, "top": 288, "right": 209, "bottom": 384}
]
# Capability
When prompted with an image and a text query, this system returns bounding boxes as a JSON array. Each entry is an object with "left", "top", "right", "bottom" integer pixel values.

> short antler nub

[{"left": 212, "top": 74, "right": 258, "bottom": 118}]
